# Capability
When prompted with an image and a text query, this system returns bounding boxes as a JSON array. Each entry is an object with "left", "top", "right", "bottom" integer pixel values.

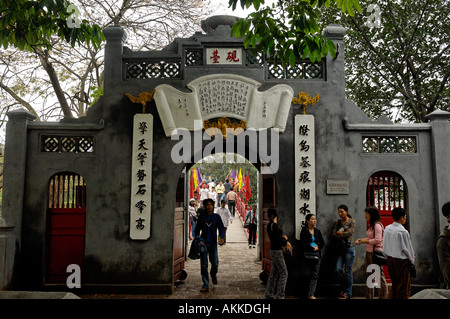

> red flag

[{"left": 245, "top": 172, "right": 251, "bottom": 202}]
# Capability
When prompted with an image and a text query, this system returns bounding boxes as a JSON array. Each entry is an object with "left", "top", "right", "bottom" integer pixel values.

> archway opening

[
  {"left": 366, "top": 170, "right": 408, "bottom": 229},
  {"left": 172, "top": 152, "right": 276, "bottom": 294}
]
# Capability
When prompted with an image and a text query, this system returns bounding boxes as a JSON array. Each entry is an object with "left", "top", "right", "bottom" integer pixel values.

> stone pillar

[
  {"left": 322, "top": 24, "right": 346, "bottom": 87},
  {"left": 425, "top": 109, "right": 450, "bottom": 233},
  {"left": 2, "top": 109, "right": 36, "bottom": 248},
  {"left": 0, "top": 219, "right": 15, "bottom": 290},
  {"left": 1, "top": 109, "right": 35, "bottom": 289},
  {"left": 102, "top": 25, "right": 127, "bottom": 107}
]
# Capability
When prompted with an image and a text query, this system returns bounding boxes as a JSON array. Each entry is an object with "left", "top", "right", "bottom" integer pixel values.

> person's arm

[
  {"left": 299, "top": 227, "right": 311, "bottom": 251},
  {"left": 401, "top": 231, "right": 415, "bottom": 263},
  {"left": 332, "top": 220, "right": 339, "bottom": 238},
  {"left": 340, "top": 219, "right": 355, "bottom": 238},
  {"left": 317, "top": 229, "right": 325, "bottom": 250},
  {"left": 367, "top": 223, "right": 382, "bottom": 246},
  {"left": 218, "top": 215, "right": 226, "bottom": 244},
  {"left": 227, "top": 208, "right": 233, "bottom": 222},
  {"left": 194, "top": 218, "right": 201, "bottom": 237}
]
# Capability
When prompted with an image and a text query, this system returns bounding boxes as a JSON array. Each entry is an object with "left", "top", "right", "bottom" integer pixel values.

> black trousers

[{"left": 248, "top": 224, "right": 257, "bottom": 245}]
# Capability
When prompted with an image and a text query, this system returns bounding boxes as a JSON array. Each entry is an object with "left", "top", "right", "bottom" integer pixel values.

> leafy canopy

[
  {"left": 228, "top": 0, "right": 361, "bottom": 66},
  {"left": 0, "top": 0, "right": 104, "bottom": 52}
]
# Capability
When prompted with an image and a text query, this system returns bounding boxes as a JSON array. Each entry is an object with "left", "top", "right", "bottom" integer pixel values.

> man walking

[
  {"left": 383, "top": 207, "right": 415, "bottom": 299},
  {"left": 215, "top": 181, "right": 225, "bottom": 207},
  {"left": 194, "top": 198, "right": 225, "bottom": 292},
  {"left": 226, "top": 187, "right": 237, "bottom": 217},
  {"left": 223, "top": 179, "right": 232, "bottom": 203},
  {"left": 216, "top": 200, "right": 233, "bottom": 244}
]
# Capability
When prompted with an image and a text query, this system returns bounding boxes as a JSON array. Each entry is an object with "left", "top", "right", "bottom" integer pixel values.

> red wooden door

[
  {"left": 46, "top": 172, "right": 86, "bottom": 284},
  {"left": 367, "top": 171, "right": 408, "bottom": 282},
  {"left": 260, "top": 174, "right": 276, "bottom": 282},
  {"left": 174, "top": 174, "right": 187, "bottom": 281}
]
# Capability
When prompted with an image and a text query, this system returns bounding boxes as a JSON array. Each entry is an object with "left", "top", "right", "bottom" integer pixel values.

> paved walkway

[
  {"left": 80, "top": 212, "right": 268, "bottom": 299},
  {"left": 170, "top": 213, "right": 265, "bottom": 299}
]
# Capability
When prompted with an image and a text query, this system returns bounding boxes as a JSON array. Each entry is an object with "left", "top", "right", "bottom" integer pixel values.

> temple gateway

[{"left": 1, "top": 15, "right": 449, "bottom": 295}]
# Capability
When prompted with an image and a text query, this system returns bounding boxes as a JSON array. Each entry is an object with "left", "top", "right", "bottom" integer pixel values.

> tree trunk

[{"left": 36, "top": 49, "right": 74, "bottom": 119}]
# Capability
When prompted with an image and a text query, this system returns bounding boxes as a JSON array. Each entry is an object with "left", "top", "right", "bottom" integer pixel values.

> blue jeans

[
  {"left": 190, "top": 219, "right": 197, "bottom": 238},
  {"left": 200, "top": 243, "right": 218, "bottom": 289},
  {"left": 217, "top": 193, "right": 223, "bottom": 207},
  {"left": 336, "top": 246, "right": 355, "bottom": 296}
]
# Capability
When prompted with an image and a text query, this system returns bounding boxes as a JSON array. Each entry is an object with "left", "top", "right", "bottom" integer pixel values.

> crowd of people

[{"left": 188, "top": 186, "right": 450, "bottom": 299}]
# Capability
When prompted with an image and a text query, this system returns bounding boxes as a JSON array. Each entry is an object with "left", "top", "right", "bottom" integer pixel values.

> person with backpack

[{"left": 245, "top": 205, "right": 258, "bottom": 248}]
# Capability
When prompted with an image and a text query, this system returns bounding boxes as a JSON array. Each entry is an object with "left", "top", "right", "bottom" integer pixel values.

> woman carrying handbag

[
  {"left": 355, "top": 206, "right": 387, "bottom": 299},
  {"left": 300, "top": 214, "right": 325, "bottom": 299}
]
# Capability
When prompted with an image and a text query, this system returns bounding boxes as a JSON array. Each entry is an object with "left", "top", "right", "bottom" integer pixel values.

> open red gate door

[
  {"left": 367, "top": 171, "right": 408, "bottom": 283},
  {"left": 46, "top": 172, "right": 86, "bottom": 284}
]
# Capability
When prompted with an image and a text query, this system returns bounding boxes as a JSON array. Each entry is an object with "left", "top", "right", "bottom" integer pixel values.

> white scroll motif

[{"left": 154, "top": 74, "right": 293, "bottom": 136}]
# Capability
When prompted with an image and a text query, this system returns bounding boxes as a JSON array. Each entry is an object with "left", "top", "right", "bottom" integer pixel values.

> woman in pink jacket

[{"left": 356, "top": 206, "right": 387, "bottom": 299}]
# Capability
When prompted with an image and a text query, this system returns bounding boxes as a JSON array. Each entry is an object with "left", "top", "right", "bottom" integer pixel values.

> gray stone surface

[
  {"left": 0, "top": 291, "right": 80, "bottom": 299},
  {"left": 410, "top": 289, "right": 450, "bottom": 299}
]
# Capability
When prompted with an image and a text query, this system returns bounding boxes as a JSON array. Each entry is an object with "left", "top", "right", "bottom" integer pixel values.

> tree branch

[
  {"left": 0, "top": 81, "right": 40, "bottom": 120},
  {"left": 35, "top": 48, "right": 74, "bottom": 118}
]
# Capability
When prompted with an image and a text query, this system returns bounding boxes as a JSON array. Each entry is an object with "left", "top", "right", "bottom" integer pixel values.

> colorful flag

[
  {"left": 196, "top": 167, "right": 202, "bottom": 186},
  {"left": 190, "top": 169, "right": 195, "bottom": 199},
  {"left": 239, "top": 170, "right": 246, "bottom": 198},
  {"left": 238, "top": 168, "right": 243, "bottom": 191},
  {"left": 245, "top": 172, "right": 251, "bottom": 202},
  {"left": 192, "top": 168, "right": 198, "bottom": 190}
]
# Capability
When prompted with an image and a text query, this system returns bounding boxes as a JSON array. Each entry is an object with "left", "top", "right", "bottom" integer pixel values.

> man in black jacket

[{"left": 194, "top": 198, "right": 225, "bottom": 292}]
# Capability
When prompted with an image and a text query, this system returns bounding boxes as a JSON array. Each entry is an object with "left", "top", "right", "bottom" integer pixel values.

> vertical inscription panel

[
  {"left": 130, "top": 114, "right": 153, "bottom": 240},
  {"left": 295, "top": 115, "right": 316, "bottom": 240}
]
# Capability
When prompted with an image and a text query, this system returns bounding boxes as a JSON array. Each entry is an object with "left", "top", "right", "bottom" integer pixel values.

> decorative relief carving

[
  {"left": 154, "top": 74, "right": 293, "bottom": 137},
  {"left": 196, "top": 79, "right": 250, "bottom": 117}
]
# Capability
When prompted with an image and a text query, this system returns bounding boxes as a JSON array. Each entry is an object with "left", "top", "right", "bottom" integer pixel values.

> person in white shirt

[
  {"left": 208, "top": 187, "right": 217, "bottom": 205},
  {"left": 199, "top": 184, "right": 209, "bottom": 207},
  {"left": 209, "top": 178, "right": 216, "bottom": 192},
  {"left": 383, "top": 207, "right": 415, "bottom": 299},
  {"left": 216, "top": 200, "right": 233, "bottom": 245}
]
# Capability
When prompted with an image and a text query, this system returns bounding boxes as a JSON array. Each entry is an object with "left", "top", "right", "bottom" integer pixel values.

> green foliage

[
  {"left": 0, "top": 0, "right": 105, "bottom": 52},
  {"left": 320, "top": 0, "right": 450, "bottom": 122},
  {"left": 228, "top": 0, "right": 361, "bottom": 66},
  {"left": 89, "top": 86, "right": 103, "bottom": 106}
]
